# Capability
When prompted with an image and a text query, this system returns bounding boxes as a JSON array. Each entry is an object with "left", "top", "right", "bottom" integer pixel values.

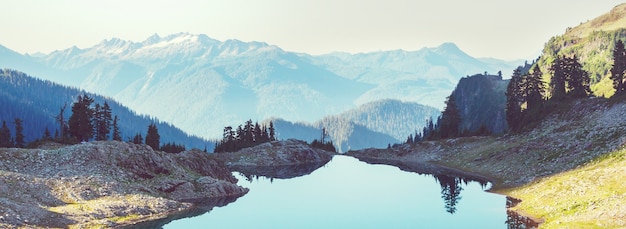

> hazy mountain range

[
  {"left": 0, "top": 34, "right": 521, "bottom": 141},
  {"left": 269, "top": 99, "right": 441, "bottom": 152}
]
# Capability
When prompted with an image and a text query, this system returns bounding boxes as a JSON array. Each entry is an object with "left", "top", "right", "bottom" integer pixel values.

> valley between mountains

[{"left": 2, "top": 3, "right": 626, "bottom": 228}]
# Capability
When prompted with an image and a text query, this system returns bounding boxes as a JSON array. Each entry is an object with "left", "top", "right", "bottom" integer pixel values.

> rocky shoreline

[
  {"left": 350, "top": 155, "right": 493, "bottom": 186},
  {"left": 210, "top": 139, "right": 334, "bottom": 167},
  {"left": 0, "top": 139, "right": 338, "bottom": 228},
  {"left": 0, "top": 141, "right": 248, "bottom": 228},
  {"left": 347, "top": 98, "right": 626, "bottom": 227}
]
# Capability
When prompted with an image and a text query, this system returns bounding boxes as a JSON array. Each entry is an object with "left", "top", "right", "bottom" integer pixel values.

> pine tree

[
  {"left": 145, "top": 123, "right": 160, "bottom": 150},
  {"left": 261, "top": 125, "right": 269, "bottom": 143},
  {"left": 216, "top": 119, "right": 279, "bottom": 153},
  {"left": 243, "top": 120, "right": 254, "bottom": 145},
  {"left": 565, "top": 56, "right": 591, "bottom": 98},
  {"left": 13, "top": 118, "right": 24, "bottom": 148},
  {"left": 269, "top": 121, "right": 276, "bottom": 141},
  {"left": 438, "top": 96, "right": 461, "bottom": 138},
  {"left": 550, "top": 56, "right": 567, "bottom": 101},
  {"left": 43, "top": 127, "right": 52, "bottom": 140},
  {"left": 161, "top": 142, "right": 186, "bottom": 153},
  {"left": 611, "top": 40, "right": 626, "bottom": 95},
  {"left": 506, "top": 67, "right": 524, "bottom": 132},
  {"left": 94, "top": 102, "right": 113, "bottom": 141},
  {"left": 217, "top": 126, "right": 235, "bottom": 153},
  {"left": 321, "top": 127, "right": 328, "bottom": 144},
  {"left": 132, "top": 133, "right": 143, "bottom": 144},
  {"left": 525, "top": 65, "right": 545, "bottom": 112},
  {"left": 550, "top": 55, "right": 590, "bottom": 99},
  {"left": 68, "top": 95, "right": 95, "bottom": 142},
  {"left": 253, "top": 122, "right": 262, "bottom": 142},
  {"left": 422, "top": 118, "right": 435, "bottom": 141},
  {"left": 112, "top": 115, "right": 122, "bottom": 141},
  {"left": 93, "top": 103, "right": 103, "bottom": 140},
  {"left": 0, "top": 120, "right": 12, "bottom": 147},
  {"left": 235, "top": 125, "right": 243, "bottom": 142},
  {"left": 55, "top": 104, "right": 69, "bottom": 141},
  {"left": 413, "top": 130, "right": 421, "bottom": 142}
]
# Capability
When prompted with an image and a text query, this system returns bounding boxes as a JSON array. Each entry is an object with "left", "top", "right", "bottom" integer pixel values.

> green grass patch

[
  {"left": 48, "top": 202, "right": 92, "bottom": 213},
  {"left": 505, "top": 147, "right": 626, "bottom": 228},
  {"left": 108, "top": 214, "right": 142, "bottom": 223}
]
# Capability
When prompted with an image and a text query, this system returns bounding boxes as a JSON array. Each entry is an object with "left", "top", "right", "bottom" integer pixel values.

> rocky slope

[
  {"left": 0, "top": 141, "right": 248, "bottom": 228},
  {"left": 211, "top": 139, "right": 334, "bottom": 167},
  {"left": 347, "top": 97, "right": 626, "bottom": 226}
]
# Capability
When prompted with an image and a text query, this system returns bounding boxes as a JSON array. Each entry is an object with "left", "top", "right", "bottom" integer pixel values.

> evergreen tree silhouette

[
  {"left": 68, "top": 95, "right": 95, "bottom": 142},
  {"left": 13, "top": 118, "right": 24, "bottom": 148},
  {"left": 269, "top": 121, "right": 276, "bottom": 141},
  {"left": 0, "top": 120, "right": 12, "bottom": 147},
  {"left": 94, "top": 101, "right": 113, "bottom": 141},
  {"left": 145, "top": 123, "right": 160, "bottom": 150},
  {"left": 438, "top": 95, "right": 461, "bottom": 138},
  {"left": 112, "top": 115, "right": 122, "bottom": 141},
  {"left": 550, "top": 56, "right": 568, "bottom": 101},
  {"left": 525, "top": 65, "right": 545, "bottom": 112},
  {"left": 506, "top": 67, "right": 523, "bottom": 131},
  {"left": 611, "top": 40, "right": 626, "bottom": 95}
]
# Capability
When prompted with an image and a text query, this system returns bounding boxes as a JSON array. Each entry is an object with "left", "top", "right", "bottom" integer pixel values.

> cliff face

[
  {"left": 0, "top": 141, "right": 248, "bottom": 228},
  {"left": 451, "top": 74, "right": 508, "bottom": 134}
]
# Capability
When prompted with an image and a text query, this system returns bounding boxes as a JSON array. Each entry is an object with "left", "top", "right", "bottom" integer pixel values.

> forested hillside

[
  {"left": 537, "top": 3, "right": 626, "bottom": 97},
  {"left": 263, "top": 100, "right": 439, "bottom": 152},
  {"left": 328, "top": 99, "right": 440, "bottom": 141},
  {"left": 0, "top": 69, "right": 214, "bottom": 150},
  {"left": 267, "top": 118, "right": 397, "bottom": 153}
]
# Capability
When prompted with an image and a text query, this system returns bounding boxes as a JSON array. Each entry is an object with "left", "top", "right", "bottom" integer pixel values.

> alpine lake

[{"left": 134, "top": 155, "right": 536, "bottom": 228}]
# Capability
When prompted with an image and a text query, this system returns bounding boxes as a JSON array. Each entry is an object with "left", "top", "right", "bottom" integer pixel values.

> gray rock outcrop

[{"left": 0, "top": 141, "right": 248, "bottom": 228}]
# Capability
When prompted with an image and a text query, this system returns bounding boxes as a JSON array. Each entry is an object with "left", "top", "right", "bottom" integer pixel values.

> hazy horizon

[{"left": 1, "top": 0, "right": 622, "bottom": 60}]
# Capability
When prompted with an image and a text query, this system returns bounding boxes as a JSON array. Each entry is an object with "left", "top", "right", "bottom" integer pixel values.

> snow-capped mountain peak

[
  {"left": 2, "top": 34, "right": 521, "bottom": 139},
  {"left": 216, "top": 39, "right": 278, "bottom": 57},
  {"left": 93, "top": 38, "right": 134, "bottom": 55},
  {"left": 142, "top": 33, "right": 162, "bottom": 45}
]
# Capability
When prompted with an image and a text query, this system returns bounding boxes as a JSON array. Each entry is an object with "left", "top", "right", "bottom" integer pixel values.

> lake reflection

[
  {"left": 165, "top": 155, "right": 508, "bottom": 228},
  {"left": 230, "top": 160, "right": 330, "bottom": 181}
]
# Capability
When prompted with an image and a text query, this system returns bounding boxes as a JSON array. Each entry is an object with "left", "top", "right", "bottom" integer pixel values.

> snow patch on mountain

[{"left": 0, "top": 33, "right": 522, "bottom": 140}]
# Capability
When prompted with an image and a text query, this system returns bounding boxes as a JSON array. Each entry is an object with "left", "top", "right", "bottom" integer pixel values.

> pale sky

[{"left": 1, "top": 0, "right": 623, "bottom": 60}]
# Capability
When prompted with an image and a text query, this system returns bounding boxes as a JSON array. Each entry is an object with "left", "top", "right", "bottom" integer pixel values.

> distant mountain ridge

[
  {"left": 323, "top": 99, "right": 441, "bottom": 141},
  {"left": 267, "top": 99, "right": 440, "bottom": 153},
  {"left": 268, "top": 118, "right": 398, "bottom": 153},
  {"left": 0, "top": 33, "right": 521, "bottom": 140},
  {"left": 307, "top": 42, "right": 521, "bottom": 109}
]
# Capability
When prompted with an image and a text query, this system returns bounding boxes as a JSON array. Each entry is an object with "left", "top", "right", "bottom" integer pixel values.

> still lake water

[{"left": 163, "top": 155, "right": 509, "bottom": 228}]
